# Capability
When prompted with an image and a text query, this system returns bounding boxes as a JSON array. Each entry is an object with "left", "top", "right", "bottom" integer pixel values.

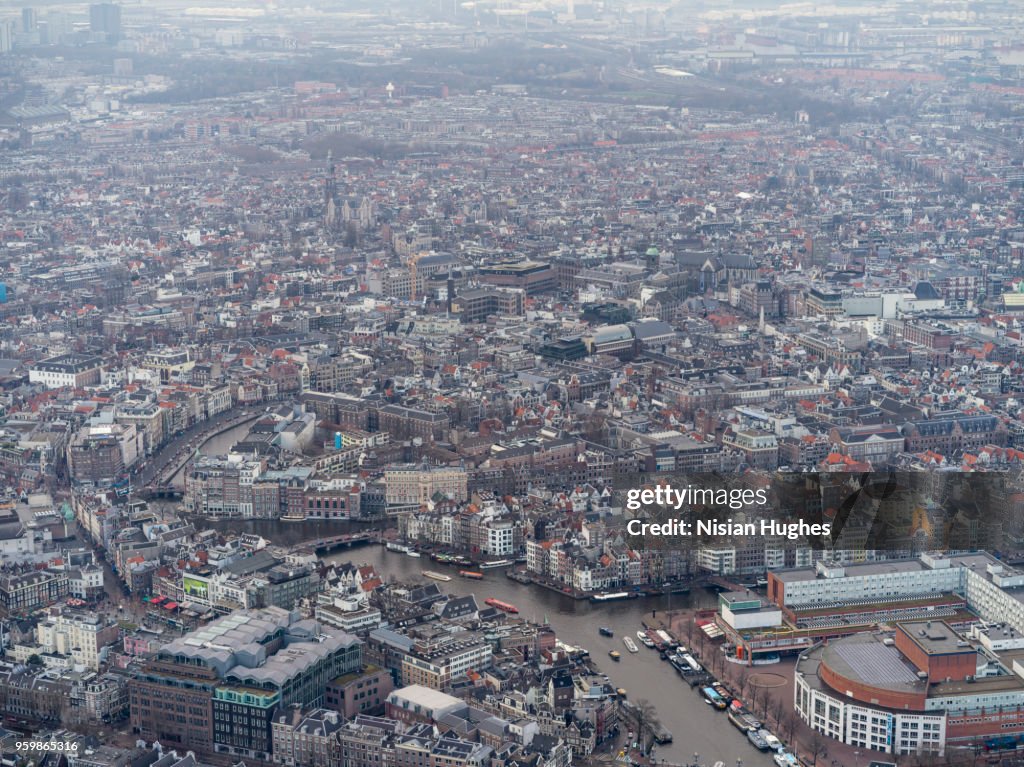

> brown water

[
  {"left": 331, "top": 546, "right": 776, "bottom": 766},
  {"left": 214, "top": 530, "right": 776, "bottom": 767},
  {"left": 182, "top": 473, "right": 780, "bottom": 764}
]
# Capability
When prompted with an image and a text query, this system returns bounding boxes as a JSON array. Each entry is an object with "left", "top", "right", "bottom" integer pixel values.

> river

[
  {"left": 331, "top": 546, "right": 776, "bottom": 767},
  {"left": 167, "top": 421, "right": 778, "bottom": 765},
  {"left": 196, "top": 518, "right": 776, "bottom": 767}
]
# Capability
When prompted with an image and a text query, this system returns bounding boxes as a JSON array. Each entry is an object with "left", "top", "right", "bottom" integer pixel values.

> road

[{"left": 133, "top": 405, "right": 268, "bottom": 488}]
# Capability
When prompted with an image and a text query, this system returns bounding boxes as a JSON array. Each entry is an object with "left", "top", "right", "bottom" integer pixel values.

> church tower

[{"left": 324, "top": 150, "right": 338, "bottom": 229}]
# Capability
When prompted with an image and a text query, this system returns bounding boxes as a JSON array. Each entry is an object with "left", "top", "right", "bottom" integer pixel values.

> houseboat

[{"left": 702, "top": 687, "right": 727, "bottom": 710}]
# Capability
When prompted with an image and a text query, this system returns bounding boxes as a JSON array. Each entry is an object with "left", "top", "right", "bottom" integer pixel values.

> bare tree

[
  {"left": 748, "top": 681, "right": 762, "bottom": 715},
  {"left": 632, "top": 698, "right": 660, "bottom": 756},
  {"left": 782, "top": 711, "right": 798, "bottom": 743},
  {"left": 737, "top": 666, "right": 752, "bottom": 701},
  {"left": 771, "top": 696, "right": 787, "bottom": 729},
  {"left": 807, "top": 732, "right": 828, "bottom": 767}
]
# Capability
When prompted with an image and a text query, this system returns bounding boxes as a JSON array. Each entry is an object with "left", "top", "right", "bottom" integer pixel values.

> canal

[
  {"left": 329, "top": 546, "right": 778, "bottom": 767},
  {"left": 166, "top": 418, "right": 780, "bottom": 765},
  {"left": 197, "top": 517, "right": 777, "bottom": 767},
  {"left": 167, "top": 420, "right": 255, "bottom": 488}
]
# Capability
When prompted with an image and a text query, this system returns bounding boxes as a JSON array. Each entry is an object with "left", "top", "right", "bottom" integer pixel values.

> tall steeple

[{"left": 324, "top": 150, "right": 338, "bottom": 228}]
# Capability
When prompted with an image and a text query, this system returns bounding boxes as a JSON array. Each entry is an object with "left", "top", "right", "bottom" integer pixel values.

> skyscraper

[
  {"left": 22, "top": 7, "right": 37, "bottom": 33},
  {"left": 44, "top": 12, "right": 74, "bottom": 45},
  {"left": 89, "top": 3, "right": 121, "bottom": 43},
  {"left": 0, "top": 21, "right": 13, "bottom": 54}
]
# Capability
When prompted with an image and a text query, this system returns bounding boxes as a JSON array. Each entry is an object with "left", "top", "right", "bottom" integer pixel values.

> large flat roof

[
  {"left": 897, "top": 621, "right": 970, "bottom": 656},
  {"left": 803, "top": 629, "right": 1024, "bottom": 706},
  {"left": 387, "top": 684, "right": 464, "bottom": 711},
  {"left": 772, "top": 552, "right": 1000, "bottom": 583},
  {"left": 777, "top": 552, "right": 1024, "bottom": 609},
  {"left": 821, "top": 633, "right": 928, "bottom": 696}
]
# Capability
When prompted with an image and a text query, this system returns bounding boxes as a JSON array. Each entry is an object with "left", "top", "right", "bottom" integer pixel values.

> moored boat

[
  {"left": 774, "top": 751, "right": 802, "bottom": 767},
  {"left": 702, "top": 687, "right": 727, "bottom": 709},
  {"left": 623, "top": 636, "right": 639, "bottom": 653},
  {"left": 655, "top": 629, "right": 676, "bottom": 648},
  {"left": 459, "top": 570, "right": 484, "bottom": 579},
  {"left": 609, "top": 650, "right": 621, "bottom": 661},
  {"left": 422, "top": 570, "right": 452, "bottom": 582},
  {"left": 748, "top": 729, "right": 771, "bottom": 751},
  {"left": 591, "top": 592, "right": 630, "bottom": 602},
  {"left": 727, "top": 706, "right": 760, "bottom": 732}
]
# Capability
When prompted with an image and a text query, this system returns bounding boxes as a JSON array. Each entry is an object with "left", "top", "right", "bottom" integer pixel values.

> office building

[
  {"left": 89, "top": 3, "right": 121, "bottom": 41},
  {"left": 129, "top": 607, "right": 362, "bottom": 761}
]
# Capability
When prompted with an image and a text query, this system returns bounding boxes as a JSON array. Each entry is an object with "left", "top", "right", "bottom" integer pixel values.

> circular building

[{"left": 795, "top": 621, "right": 1024, "bottom": 759}]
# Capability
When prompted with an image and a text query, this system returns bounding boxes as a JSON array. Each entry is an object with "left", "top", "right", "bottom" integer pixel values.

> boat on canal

[
  {"left": 479, "top": 559, "right": 514, "bottom": 569},
  {"left": 701, "top": 687, "right": 727, "bottom": 709},
  {"left": 484, "top": 598, "right": 519, "bottom": 613},
  {"left": 774, "top": 752, "right": 803, "bottom": 767},
  {"left": 591, "top": 591, "right": 631, "bottom": 602},
  {"left": 727, "top": 705, "right": 760, "bottom": 732},
  {"left": 422, "top": 570, "right": 452, "bottom": 582},
  {"left": 682, "top": 653, "right": 702, "bottom": 672},
  {"left": 609, "top": 650, "right": 621, "bottom": 661},
  {"left": 748, "top": 729, "right": 771, "bottom": 751},
  {"left": 636, "top": 630, "right": 655, "bottom": 648},
  {"left": 599, "top": 627, "right": 614, "bottom": 637},
  {"left": 459, "top": 570, "right": 484, "bottom": 580},
  {"left": 623, "top": 636, "right": 639, "bottom": 653},
  {"left": 655, "top": 629, "right": 676, "bottom": 648}
]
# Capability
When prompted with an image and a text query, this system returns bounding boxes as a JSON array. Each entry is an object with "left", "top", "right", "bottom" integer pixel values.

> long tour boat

[{"left": 484, "top": 598, "right": 519, "bottom": 614}]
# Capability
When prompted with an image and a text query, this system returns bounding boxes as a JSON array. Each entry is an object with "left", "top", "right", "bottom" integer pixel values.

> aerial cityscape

[{"left": 2, "top": 1, "right": 1024, "bottom": 766}]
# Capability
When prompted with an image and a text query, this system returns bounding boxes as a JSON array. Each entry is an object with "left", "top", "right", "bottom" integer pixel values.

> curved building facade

[{"left": 795, "top": 621, "right": 1024, "bottom": 758}]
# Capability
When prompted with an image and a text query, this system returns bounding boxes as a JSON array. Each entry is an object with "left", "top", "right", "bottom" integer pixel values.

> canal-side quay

[
  {"left": 220, "top": 524, "right": 769, "bottom": 767},
  {"left": 341, "top": 543, "right": 781, "bottom": 767},
  {"left": 175, "top": 516, "right": 855, "bottom": 767},
  {"left": 188, "top": 518, "right": 779, "bottom": 766}
]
